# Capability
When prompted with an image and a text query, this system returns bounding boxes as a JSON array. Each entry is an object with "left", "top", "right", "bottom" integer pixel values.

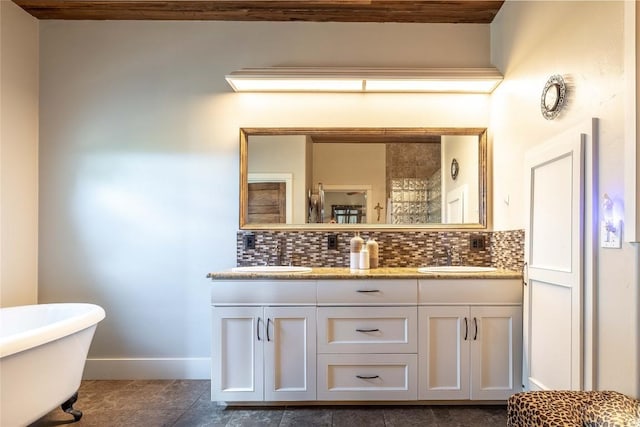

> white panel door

[
  {"left": 418, "top": 306, "right": 470, "bottom": 400},
  {"left": 264, "top": 306, "right": 316, "bottom": 401},
  {"left": 524, "top": 131, "right": 584, "bottom": 391},
  {"left": 445, "top": 187, "right": 466, "bottom": 223},
  {"left": 211, "top": 306, "right": 264, "bottom": 401}
]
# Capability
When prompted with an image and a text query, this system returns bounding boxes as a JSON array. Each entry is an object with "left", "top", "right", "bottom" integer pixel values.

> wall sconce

[
  {"left": 225, "top": 67, "right": 503, "bottom": 93},
  {"left": 601, "top": 193, "right": 622, "bottom": 248}
]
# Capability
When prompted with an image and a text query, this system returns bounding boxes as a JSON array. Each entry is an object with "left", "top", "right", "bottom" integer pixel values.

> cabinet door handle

[
  {"left": 473, "top": 317, "right": 478, "bottom": 341},
  {"left": 356, "top": 375, "right": 380, "bottom": 380},
  {"left": 257, "top": 317, "right": 262, "bottom": 341},
  {"left": 464, "top": 317, "right": 468, "bottom": 341},
  {"left": 356, "top": 289, "right": 380, "bottom": 293},
  {"left": 356, "top": 328, "right": 380, "bottom": 333},
  {"left": 266, "top": 318, "right": 272, "bottom": 342}
]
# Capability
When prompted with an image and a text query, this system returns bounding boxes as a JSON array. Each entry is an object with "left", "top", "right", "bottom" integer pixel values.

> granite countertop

[{"left": 207, "top": 267, "right": 522, "bottom": 280}]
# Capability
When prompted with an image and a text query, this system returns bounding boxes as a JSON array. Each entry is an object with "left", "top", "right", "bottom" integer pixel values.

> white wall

[
  {"left": 0, "top": 2, "right": 38, "bottom": 307},
  {"left": 441, "top": 135, "right": 479, "bottom": 223},
  {"left": 313, "top": 143, "right": 385, "bottom": 224},
  {"left": 491, "top": 0, "right": 639, "bottom": 397},
  {"left": 248, "top": 135, "right": 307, "bottom": 223},
  {"left": 38, "top": 20, "right": 491, "bottom": 378}
]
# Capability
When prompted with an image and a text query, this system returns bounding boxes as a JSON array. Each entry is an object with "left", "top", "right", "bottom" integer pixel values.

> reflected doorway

[
  {"left": 247, "top": 173, "right": 292, "bottom": 224},
  {"left": 323, "top": 184, "right": 372, "bottom": 224}
]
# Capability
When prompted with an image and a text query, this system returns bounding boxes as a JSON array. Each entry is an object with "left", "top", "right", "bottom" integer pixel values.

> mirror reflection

[{"left": 240, "top": 128, "right": 486, "bottom": 229}]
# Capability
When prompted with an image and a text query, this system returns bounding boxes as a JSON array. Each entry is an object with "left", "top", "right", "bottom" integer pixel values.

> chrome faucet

[
  {"left": 273, "top": 240, "right": 286, "bottom": 266},
  {"left": 442, "top": 246, "right": 461, "bottom": 266},
  {"left": 446, "top": 246, "right": 463, "bottom": 266},
  {"left": 274, "top": 242, "right": 282, "bottom": 265}
]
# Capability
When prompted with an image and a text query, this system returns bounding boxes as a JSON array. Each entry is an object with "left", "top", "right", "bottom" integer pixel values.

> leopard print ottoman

[
  {"left": 507, "top": 390, "right": 640, "bottom": 427},
  {"left": 583, "top": 391, "right": 640, "bottom": 427}
]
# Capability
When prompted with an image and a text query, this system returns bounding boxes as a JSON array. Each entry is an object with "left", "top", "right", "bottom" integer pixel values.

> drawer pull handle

[
  {"left": 356, "top": 290, "right": 380, "bottom": 293},
  {"left": 356, "top": 375, "right": 380, "bottom": 380},
  {"left": 356, "top": 328, "right": 380, "bottom": 333}
]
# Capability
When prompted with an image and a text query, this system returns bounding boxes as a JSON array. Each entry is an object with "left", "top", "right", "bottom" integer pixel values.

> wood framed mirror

[{"left": 240, "top": 127, "right": 488, "bottom": 230}]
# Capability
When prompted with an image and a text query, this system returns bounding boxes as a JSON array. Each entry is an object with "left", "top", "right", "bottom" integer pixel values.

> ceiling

[{"left": 13, "top": 1, "right": 505, "bottom": 24}]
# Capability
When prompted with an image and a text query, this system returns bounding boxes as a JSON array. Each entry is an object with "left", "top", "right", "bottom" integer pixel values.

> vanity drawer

[
  {"left": 317, "top": 280, "right": 417, "bottom": 305},
  {"left": 211, "top": 280, "right": 316, "bottom": 305},
  {"left": 317, "top": 354, "right": 417, "bottom": 401},
  {"left": 317, "top": 307, "right": 417, "bottom": 353},
  {"left": 418, "top": 279, "right": 522, "bottom": 305}
]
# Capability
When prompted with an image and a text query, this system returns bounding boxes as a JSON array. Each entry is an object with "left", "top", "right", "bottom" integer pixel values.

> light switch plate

[{"left": 600, "top": 220, "right": 622, "bottom": 248}]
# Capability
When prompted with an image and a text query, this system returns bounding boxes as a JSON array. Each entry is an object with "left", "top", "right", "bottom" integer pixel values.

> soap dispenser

[
  {"left": 366, "top": 238, "right": 379, "bottom": 268},
  {"left": 359, "top": 244, "right": 370, "bottom": 270},
  {"left": 349, "top": 232, "right": 364, "bottom": 270}
]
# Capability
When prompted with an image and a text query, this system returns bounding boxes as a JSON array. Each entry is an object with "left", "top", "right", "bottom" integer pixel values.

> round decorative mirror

[
  {"left": 544, "top": 84, "right": 559, "bottom": 111},
  {"left": 541, "top": 75, "right": 566, "bottom": 120}
]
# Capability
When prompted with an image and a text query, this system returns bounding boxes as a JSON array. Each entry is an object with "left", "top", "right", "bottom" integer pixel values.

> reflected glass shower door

[{"left": 390, "top": 175, "right": 441, "bottom": 224}]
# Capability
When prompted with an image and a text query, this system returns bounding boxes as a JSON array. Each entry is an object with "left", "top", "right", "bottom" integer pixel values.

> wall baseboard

[{"left": 84, "top": 357, "right": 211, "bottom": 380}]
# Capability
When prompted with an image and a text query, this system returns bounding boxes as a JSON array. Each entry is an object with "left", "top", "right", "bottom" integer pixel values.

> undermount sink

[
  {"left": 417, "top": 266, "right": 498, "bottom": 273},
  {"left": 231, "top": 266, "right": 313, "bottom": 273}
]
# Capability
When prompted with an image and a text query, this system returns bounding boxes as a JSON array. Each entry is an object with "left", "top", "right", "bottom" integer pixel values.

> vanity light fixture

[{"left": 225, "top": 67, "right": 503, "bottom": 93}]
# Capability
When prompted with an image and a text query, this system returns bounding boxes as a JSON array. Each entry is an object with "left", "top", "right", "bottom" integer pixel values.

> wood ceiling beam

[{"left": 13, "top": 1, "right": 504, "bottom": 23}]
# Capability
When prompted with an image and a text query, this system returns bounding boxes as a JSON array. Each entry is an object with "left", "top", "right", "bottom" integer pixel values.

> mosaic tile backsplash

[
  {"left": 237, "top": 229, "right": 524, "bottom": 272},
  {"left": 490, "top": 229, "right": 525, "bottom": 271}
]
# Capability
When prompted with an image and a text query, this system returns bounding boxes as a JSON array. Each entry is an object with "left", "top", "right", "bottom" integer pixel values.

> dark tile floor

[{"left": 30, "top": 380, "right": 507, "bottom": 427}]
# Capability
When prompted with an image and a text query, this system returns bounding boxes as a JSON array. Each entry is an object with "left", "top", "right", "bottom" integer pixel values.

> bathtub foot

[{"left": 61, "top": 392, "right": 83, "bottom": 422}]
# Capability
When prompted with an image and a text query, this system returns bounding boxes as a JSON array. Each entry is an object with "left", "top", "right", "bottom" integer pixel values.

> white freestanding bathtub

[{"left": 0, "top": 303, "right": 105, "bottom": 427}]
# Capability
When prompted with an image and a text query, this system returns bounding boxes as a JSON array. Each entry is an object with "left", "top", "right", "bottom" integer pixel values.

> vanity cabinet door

[
  {"left": 469, "top": 306, "right": 522, "bottom": 400},
  {"left": 418, "top": 306, "right": 470, "bottom": 400},
  {"left": 418, "top": 305, "right": 523, "bottom": 401},
  {"left": 211, "top": 306, "right": 316, "bottom": 402},
  {"left": 211, "top": 306, "right": 264, "bottom": 402},
  {"left": 264, "top": 306, "right": 316, "bottom": 401}
]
